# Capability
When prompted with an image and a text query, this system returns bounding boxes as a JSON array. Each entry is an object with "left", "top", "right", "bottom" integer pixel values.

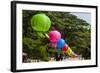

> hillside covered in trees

[{"left": 22, "top": 10, "right": 91, "bottom": 62}]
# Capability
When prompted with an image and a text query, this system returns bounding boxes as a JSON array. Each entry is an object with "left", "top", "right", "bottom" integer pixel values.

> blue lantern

[{"left": 57, "top": 39, "right": 65, "bottom": 49}]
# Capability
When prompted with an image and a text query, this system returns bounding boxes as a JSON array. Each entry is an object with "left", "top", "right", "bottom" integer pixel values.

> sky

[{"left": 70, "top": 12, "right": 91, "bottom": 24}]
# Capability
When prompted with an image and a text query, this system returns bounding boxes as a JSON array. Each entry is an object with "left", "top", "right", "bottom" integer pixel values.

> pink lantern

[
  {"left": 51, "top": 42, "right": 57, "bottom": 48},
  {"left": 62, "top": 44, "right": 69, "bottom": 53},
  {"left": 48, "top": 30, "right": 61, "bottom": 43}
]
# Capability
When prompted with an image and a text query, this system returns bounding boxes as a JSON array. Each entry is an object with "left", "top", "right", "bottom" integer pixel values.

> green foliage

[{"left": 23, "top": 10, "right": 91, "bottom": 61}]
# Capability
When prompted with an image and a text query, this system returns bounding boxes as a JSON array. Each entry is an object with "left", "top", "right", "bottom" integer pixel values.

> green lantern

[{"left": 31, "top": 13, "right": 51, "bottom": 32}]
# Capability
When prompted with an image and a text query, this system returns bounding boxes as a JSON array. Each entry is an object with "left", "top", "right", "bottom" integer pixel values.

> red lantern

[{"left": 62, "top": 44, "right": 68, "bottom": 53}]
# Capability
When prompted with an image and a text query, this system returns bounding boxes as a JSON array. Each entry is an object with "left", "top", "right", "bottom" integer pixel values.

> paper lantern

[{"left": 31, "top": 13, "right": 51, "bottom": 32}]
